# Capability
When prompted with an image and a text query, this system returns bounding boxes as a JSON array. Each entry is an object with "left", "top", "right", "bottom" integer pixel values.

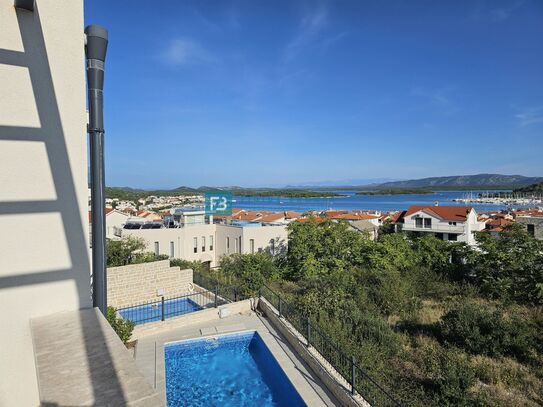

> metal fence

[
  {"left": 117, "top": 288, "right": 226, "bottom": 325},
  {"left": 259, "top": 285, "right": 402, "bottom": 407}
]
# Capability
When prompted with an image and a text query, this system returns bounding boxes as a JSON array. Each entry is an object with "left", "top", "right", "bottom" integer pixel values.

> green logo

[{"left": 205, "top": 192, "right": 232, "bottom": 215}]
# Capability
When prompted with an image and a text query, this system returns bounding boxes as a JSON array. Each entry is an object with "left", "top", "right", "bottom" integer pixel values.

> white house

[
  {"left": 122, "top": 209, "right": 289, "bottom": 269},
  {"left": 399, "top": 205, "right": 485, "bottom": 245}
]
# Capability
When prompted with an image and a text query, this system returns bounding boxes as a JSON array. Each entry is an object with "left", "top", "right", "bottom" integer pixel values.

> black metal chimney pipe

[{"left": 85, "top": 25, "right": 108, "bottom": 316}]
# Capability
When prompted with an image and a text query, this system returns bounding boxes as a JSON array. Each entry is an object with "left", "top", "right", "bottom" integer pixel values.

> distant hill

[
  {"left": 377, "top": 174, "right": 543, "bottom": 189},
  {"left": 514, "top": 182, "right": 543, "bottom": 193}
]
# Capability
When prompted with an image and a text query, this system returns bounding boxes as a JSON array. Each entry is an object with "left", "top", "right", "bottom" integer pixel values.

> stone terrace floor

[{"left": 134, "top": 312, "right": 341, "bottom": 406}]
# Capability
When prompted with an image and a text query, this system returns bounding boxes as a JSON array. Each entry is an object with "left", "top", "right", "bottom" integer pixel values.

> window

[
  {"left": 226, "top": 237, "right": 230, "bottom": 253},
  {"left": 527, "top": 224, "right": 535, "bottom": 236},
  {"left": 448, "top": 221, "right": 457, "bottom": 226},
  {"left": 202, "top": 236, "right": 206, "bottom": 252},
  {"left": 154, "top": 241, "right": 159, "bottom": 256},
  {"left": 250, "top": 239, "right": 255, "bottom": 254},
  {"left": 170, "top": 241, "right": 174, "bottom": 258},
  {"left": 209, "top": 235, "right": 214, "bottom": 251},
  {"left": 415, "top": 218, "right": 423, "bottom": 228},
  {"left": 448, "top": 234, "right": 458, "bottom": 241},
  {"left": 270, "top": 239, "right": 275, "bottom": 255},
  {"left": 238, "top": 236, "right": 242, "bottom": 253},
  {"left": 193, "top": 237, "right": 198, "bottom": 253},
  {"left": 234, "top": 237, "right": 238, "bottom": 253},
  {"left": 424, "top": 218, "right": 432, "bottom": 228}
]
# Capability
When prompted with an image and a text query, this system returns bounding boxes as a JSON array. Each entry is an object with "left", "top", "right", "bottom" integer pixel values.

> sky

[{"left": 84, "top": 0, "right": 543, "bottom": 189}]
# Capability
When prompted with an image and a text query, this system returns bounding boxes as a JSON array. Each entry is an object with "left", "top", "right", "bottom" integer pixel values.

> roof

[
  {"left": 332, "top": 212, "right": 380, "bottom": 221},
  {"left": 258, "top": 213, "right": 285, "bottom": 223},
  {"left": 349, "top": 220, "right": 379, "bottom": 232},
  {"left": 405, "top": 205, "right": 473, "bottom": 222},
  {"left": 284, "top": 210, "right": 302, "bottom": 219}
]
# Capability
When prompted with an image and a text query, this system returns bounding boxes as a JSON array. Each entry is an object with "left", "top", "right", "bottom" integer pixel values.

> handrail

[{"left": 259, "top": 284, "right": 403, "bottom": 407}]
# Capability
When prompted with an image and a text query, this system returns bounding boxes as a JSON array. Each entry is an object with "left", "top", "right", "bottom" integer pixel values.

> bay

[{"left": 233, "top": 190, "right": 526, "bottom": 213}]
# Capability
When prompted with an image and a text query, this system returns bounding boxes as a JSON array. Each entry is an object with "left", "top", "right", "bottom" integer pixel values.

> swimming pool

[
  {"left": 164, "top": 331, "right": 306, "bottom": 407},
  {"left": 118, "top": 297, "right": 203, "bottom": 325}
]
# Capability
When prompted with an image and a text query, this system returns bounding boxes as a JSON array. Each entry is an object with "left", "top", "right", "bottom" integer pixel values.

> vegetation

[
  {"left": 106, "top": 186, "right": 342, "bottom": 204},
  {"left": 356, "top": 188, "right": 434, "bottom": 195},
  {"left": 514, "top": 181, "right": 543, "bottom": 193},
  {"left": 106, "top": 306, "right": 135, "bottom": 343},
  {"left": 106, "top": 236, "right": 168, "bottom": 267},
  {"left": 202, "top": 219, "right": 543, "bottom": 406}
]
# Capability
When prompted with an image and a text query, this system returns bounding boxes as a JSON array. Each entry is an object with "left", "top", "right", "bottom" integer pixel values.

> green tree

[{"left": 469, "top": 224, "right": 543, "bottom": 304}]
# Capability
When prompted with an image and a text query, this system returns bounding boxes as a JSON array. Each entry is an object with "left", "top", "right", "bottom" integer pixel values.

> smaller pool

[
  {"left": 165, "top": 330, "right": 306, "bottom": 407},
  {"left": 118, "top": 297, "right": 202, "bottom": 325}
]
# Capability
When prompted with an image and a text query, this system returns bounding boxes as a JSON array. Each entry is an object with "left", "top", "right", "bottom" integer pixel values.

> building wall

[
  {"left": 124, "top": 224, "right": 216, "bottom": 265},
  {"left": 0, "top": 1, "right": 90, "bottom": 405},
  {"left": 517, "top": 216, "right": 543, "bottom": 240},
  {"left": 106, "top": 210, "right": 129, "bottom": 239},
  {"left": 124, "top": 223, "right": 289, "bottom": 266},
  {"left": 107, "top": 260, "right": 193, "bottom": 308}
]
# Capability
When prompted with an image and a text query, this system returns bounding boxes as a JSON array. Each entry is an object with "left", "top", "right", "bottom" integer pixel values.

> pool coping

[{"left": 133, "top": 313, "right": 340, "bottom": 406}]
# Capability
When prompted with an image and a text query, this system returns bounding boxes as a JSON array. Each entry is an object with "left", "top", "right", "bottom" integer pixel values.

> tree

[
  {"left": 106, "top": 236, "right": 166, "bottom": 267},
  {"left": 468, "top": 224, "right": 543, "bottom": 304}
]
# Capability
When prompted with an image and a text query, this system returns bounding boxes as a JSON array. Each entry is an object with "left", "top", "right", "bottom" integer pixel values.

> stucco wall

[
  {"left": 0, "top": 1, "right": 90, "bottom": 405},
  {"left": 107, "top": 260, "right": 193, "bottom": 308}
]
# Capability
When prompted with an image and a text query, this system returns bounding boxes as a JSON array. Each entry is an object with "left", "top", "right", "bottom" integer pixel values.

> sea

[{"left": 232, "top": 190, "right": 530, "bottom": 214}]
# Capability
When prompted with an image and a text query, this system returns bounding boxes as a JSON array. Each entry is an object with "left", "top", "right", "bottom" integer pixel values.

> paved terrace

[
  {"left": 31, "top": 308, "right": 162, "bottom": 406},
  {"left": 134, "top": 312, "right": 341, "bottom": 406}
]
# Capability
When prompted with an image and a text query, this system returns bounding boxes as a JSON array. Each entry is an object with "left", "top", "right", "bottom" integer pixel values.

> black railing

[
  {"left": 193, "top": 271, "right": 253, "bottom": 303},
  {"left": 117, "top": 288, "right": 227, "bottom": 326},
  {"left": 259, "top": 285, "right": 402, "bottom": 407}
]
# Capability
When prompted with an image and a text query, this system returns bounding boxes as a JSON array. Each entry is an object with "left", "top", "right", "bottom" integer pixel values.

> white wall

[
  {"left": 0, "top": 1, "right": 90, "bottom": 405},
  {"left": 124, "top": 223, "right": 289, "bottom": 266},
  {"left": 125, "top": 224, "right": 217, "bottom": 265}
]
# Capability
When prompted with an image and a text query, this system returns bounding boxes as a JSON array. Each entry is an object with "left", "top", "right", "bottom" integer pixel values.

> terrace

[{"left": 0, "top": 1, "right": 400, "bottom": 405}]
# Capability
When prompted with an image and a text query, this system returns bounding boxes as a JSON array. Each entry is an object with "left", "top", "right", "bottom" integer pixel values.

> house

[
  {"left": 516, "top": 214, "right": 543, "bottom": 240},
  {"left": 399, "top": 205, "right": 485, "bottom": 245},
  {"left": 348, "top": 220, "right": 379, "bottom": 241},
  {"left": 122, "top": 208, "right": 289, "bottom": 268}
]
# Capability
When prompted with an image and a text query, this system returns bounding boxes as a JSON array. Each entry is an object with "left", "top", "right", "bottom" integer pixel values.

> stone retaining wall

[{"left": 107, "top": 260, "right": 193, "bottom": 308}]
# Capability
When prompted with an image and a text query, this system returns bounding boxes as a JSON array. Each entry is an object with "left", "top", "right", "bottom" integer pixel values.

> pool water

[
  {"left": 165, "top": 331, "right": 306, "bottom": 407},
  {"left": 118, "top": 297, "right": 202, "bottom": 325}
]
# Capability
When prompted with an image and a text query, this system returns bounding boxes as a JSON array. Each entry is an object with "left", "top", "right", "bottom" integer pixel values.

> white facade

[
  {"left": 0, "top": 1, "right": 91, "bottom": 405},
  {"left": 124, "top": 223, "right": 289, "bottom": 267},
  {"left": 401, "top": 207, "right": 484, "bottom": 245},
  {"left": 106, "top": 209, "right": 129, "bottom": 239}
]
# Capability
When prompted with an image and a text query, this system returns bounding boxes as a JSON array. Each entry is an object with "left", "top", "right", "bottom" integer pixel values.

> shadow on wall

[{"left": 0, "top": 5, "right": 127, "bottom": 405}]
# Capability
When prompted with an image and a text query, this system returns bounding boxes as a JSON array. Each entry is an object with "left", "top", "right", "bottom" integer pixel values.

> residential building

[
  {"left": 516, "top": 215, "right": 543, "bottom": 240},
  {"left": 89, "top": 208, "right": 130, "bottom": 240},
  {"left": 399, "top": 205, "right": 485, "bottom": 245},
  {"left": 123, "top": 208, "right": 289, "bottom": 267}
]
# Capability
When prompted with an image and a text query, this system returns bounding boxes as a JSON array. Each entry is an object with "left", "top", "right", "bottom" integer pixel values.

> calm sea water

[{"left": 233, "top": 190, "right": 522, "bottom": 213}]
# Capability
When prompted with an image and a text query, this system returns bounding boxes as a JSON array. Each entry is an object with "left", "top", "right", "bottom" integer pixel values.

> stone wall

[
  {"left": 107, "top": 260, "right": 193, "bottom": 308},
  {"left": 517, "top": 217, "right": 543, "bottom": 240}
]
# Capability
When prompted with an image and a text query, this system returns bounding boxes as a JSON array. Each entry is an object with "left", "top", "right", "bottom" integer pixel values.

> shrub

[
  {"left": 438, "top": 303, "right": 536, "bottom": 360},
  {"left": 170, "top": 258, "right": 206, "bottom": 273},
  {"left": 106, "top": 306, "right": 135, "bottom": 344}
]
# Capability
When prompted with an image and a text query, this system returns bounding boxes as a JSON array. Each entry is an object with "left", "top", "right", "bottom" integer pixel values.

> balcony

[{"left": 403, "top": 222, "right": 465, "bottom": 233}]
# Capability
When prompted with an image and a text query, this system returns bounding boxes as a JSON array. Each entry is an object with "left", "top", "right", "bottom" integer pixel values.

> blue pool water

[
  {"left": 118, "top": 297, "right": 202, "bottom": 325},
  {"left": 165, "top": 331, "right": 306, "bottom": 407}
]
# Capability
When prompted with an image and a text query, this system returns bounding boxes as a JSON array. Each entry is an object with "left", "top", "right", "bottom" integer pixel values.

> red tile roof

[{"left": 404, "top": 205, "right": 473, "bottom": 222}]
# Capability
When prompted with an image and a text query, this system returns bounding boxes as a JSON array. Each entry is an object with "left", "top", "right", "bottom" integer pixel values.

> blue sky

[{"left": 84, "top": 0, "right": 543, "bottom": 189}]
